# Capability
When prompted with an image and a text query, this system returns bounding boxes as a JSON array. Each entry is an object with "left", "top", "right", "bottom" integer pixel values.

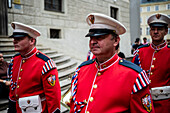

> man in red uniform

[
  {"left": 132, "top": 13, "right": 170, "bottom": 113},
  {"left": 8, "top": 22, "right": 61, "bottom": 113},
  {"left": 69, "top": 13, "right": 155, "bottom": 113}
]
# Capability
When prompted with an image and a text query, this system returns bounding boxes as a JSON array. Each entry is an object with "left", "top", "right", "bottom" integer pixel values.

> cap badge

[
  {"left": 156, "top": 14, "right": 161, "bottom": 19},
  {"left": 88, "top": 15, "right": 95, "bottom": 24}
]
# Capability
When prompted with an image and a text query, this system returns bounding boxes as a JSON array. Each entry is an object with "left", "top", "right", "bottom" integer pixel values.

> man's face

[
  {"left": 150, "top": 26, "right": 168, "bottom": 43},
  {"left": 13, "top": 36, "right": 34, "bottom": 54},
  {"left": 0, "top": 53, "right": 4, "bottom": 65},
  {"left": 89, "top": 34, "right": 117, "bottom": 58}
]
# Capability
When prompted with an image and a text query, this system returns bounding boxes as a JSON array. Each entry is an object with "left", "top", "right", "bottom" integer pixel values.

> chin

[{"left": 14, "top": 48, "right": 20, "bottom": 52}]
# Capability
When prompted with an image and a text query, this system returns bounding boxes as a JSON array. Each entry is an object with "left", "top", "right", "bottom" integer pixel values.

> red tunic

[
  {"left": 132, "top": 42, "right": 170, "bottom": 113},
  {"left": 9, "top": 47, "right": 61, "bottom": 113},
  {"left": 70, "top": 54, "right": 154, "bottom": 113}
]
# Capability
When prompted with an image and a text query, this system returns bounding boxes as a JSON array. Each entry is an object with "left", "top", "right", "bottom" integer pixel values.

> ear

[
  {"left": 30, "top": 38, "right": 35, "bottom": 45},
  {"left": 113, "top": 36, "right": 120, "bottom": 47},
  {"left": 165, "top": 28, "right": 168, "bottom": 35}
]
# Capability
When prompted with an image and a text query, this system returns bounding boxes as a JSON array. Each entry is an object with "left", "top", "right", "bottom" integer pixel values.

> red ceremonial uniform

[
  {"left": 132, "top": 42, "right": 170, "bottom": 113},
  {"left": 9, "top": 47, "right": 61, "bottom": 113},
  {"left": 70, "top": 54, "right": 154, "bottom": 113}
]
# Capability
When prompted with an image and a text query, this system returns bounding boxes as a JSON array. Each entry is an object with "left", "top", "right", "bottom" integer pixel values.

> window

[
  {"left": 110, "top": 7, "right": 118, "bottom": 20},
  {"left": 147, "top": 6, "right": 150, "bottom": 12},
  {"left": 146, "top": 16, "right": 149, "bottom": 24},
  {"left": 140, "top": 28, "right": 142, "bottom": 35},
  {"left": 167, "top": 4, "right": 170, "bottom": 10},
  {"left": 50, "top": 29, "right": 61, "bottom": 39},
  {"left": 168, "top": 28, "right": 170, "bottom": 34},
  {"left": 140, "top": 17, "right": 142, "bottom": 24},
  {"left": 146, "top": 27, "right": 150, "bottom": 35},
  {"left": 155, "top": 5, "right": 159, "bottom": 11},
  {"left": 140, "top": 7, "right": 142, "bottom": 12},
  {"left": 45, "top": 0, "right": 63, "bottom": 12}
]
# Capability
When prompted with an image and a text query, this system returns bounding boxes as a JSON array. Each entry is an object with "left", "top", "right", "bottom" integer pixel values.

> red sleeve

[
  {"left": 42, "top": 68, "right": 61, "bottom": 113},
  {"left": 130, "top": 86, "right": 155, "bottom": 113}
]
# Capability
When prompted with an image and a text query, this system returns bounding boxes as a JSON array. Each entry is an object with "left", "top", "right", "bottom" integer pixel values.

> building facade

[
  {"left": 7, "top": 0, "right": 131, "bottom": 61},
  {"left": 140, "top": 0, "right": 170, "bottom": 43}
]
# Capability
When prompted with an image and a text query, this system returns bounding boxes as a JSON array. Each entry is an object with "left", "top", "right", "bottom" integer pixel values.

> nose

[
  {"left": 153, "top": 28, "right": 158, "bottom": 34},
  {"left": 13, "top": 38, "right": 18, "bottom": 44},
  {"left": 90, "top": 37, "right": 97, "bottom": 44}
]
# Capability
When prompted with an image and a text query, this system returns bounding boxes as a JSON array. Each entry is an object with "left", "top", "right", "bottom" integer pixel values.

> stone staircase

[{"left": 0, "top": 36, "right": 78, "bottom": 113}]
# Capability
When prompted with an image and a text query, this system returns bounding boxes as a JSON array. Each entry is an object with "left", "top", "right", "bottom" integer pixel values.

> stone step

[
  {"left": 0, "top": 44, "right": 43, "bottom": 50},
  {"left": 60, "top": 79, "right": 71, "bottom": 91},
  {"left": 0, "top": 47, "right": 51, "bottom": 55},
  {"left": 58, "top": 67, "right": 75, "bottom": 81},
  {"left": 57, "top": 59, "right": 77, "bottom": 72},
  {"left": 48, "top": 53, "right": 64, "bottom": 61},
  {"left": 43, "top": 50, "right": 58, "bottom": 55},
  {"left": 0, "top": 39, "right": 13, "bottom": 45},
  {"left": 0, "top": 35, "right": 9, "bottom": 38},
  {"left": 2, "top": 50, "right": 59, "bottom": 59},
  {"left": 0, "top": 99, "right": 8, "bottom": 111},
  {"left": 54, "top": 56, "right": 71, "bottom": 66},
  {"left": 0, "top": 45, "right": 14, "bottom": 50}
]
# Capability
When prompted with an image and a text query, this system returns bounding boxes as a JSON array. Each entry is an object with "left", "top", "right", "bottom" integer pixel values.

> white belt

[{"left": 151, "top": 86, "right": 170, "bottom": 100}]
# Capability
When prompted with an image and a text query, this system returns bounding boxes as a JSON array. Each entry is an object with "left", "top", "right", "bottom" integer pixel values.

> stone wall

[{"left": 8, "top": 0, "right": 131, "bottom": 61}]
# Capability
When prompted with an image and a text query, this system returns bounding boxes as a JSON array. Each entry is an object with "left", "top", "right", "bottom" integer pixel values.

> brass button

[
  {"left": 120, "top": 60, "right": 123, "bottom": 62},
  {"left": 86, "top": 111, "right": 89, "bottom": 113},
  {"left": 16, "top": 94, "right": 18, "bottom": 97},
  {"left": 19, "top": 77, "right": 21, "bottom": 80},
  {"left": 153, "top": 58, "right": 156, "bottom": 60},
  {"left": 84, "top": 99, "right": 87, "bottom": 104},
  {"left": 89, "top": 97, "right": 94, "bottom": 102},
  {"left": 155, "top": 50, "right": 157, "bottom": 53},
  {"left": 22, "top": 60, "right": 25, "bottom": 63},
  {"left": 27, "top": 100, "right": 31, "bottom": 104},
  {"left": 150, "top": 72, "right": 153, "bottom": 75},
  {"left": 36, "top": 53, "right": 39, "bottom": 55},
  {"left": 17, "top": 85, "right": 19, "bottom": 88},
  {"left": 93, "top": 84, "right": 97, "bottom": 89},
  {"left": 149, "top": 80, "right": 151, "bottom": 83},
  {"left": 20, "top": 69, "right": 23, "bottom": 71},
  {"left": 103, "top": 65, "right": 106, "bottom": 68},
  {"left": 151, "top": 65, "right": 154, "bottom": 68},
  {"left": 97, "top": 72, "right": 101, "bottom": 76}
]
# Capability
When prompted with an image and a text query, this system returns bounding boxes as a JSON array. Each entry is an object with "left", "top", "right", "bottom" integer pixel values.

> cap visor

[
  {"left": 150, "top": 23, "right": 168, "bottom": 27},
  {"left": 9, "top": 32, "right": 29, "bottom": 38},
  {"left": 9, "top": 34, "right": 27, "bottom": 38},
  {"left": 85, "top": 32, "right": 110, "bottom": 37}
]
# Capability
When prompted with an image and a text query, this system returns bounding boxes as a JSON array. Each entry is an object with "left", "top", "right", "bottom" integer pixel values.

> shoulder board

[
  {"left": 36, "top": 52, "right": 49, "bottom": 62},
  {"left": 119, "top": 59, "right": 142, "bottom": 73},
  {"left": 13, "top": 53, "right": 20, "bottom": 57},
  {"left": 167, "top": 43, "right": 170, "bottom": 48},
  {"left": 78, "top": 59, "right": 95, "bottom": 68},
  {"left": 138, "top": 43, "right": 150, "bottom": 49}
]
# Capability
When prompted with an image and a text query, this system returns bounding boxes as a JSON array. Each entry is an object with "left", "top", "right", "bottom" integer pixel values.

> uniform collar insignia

[
  {"left": 95, "top": 54, "right": 119, "bottom": 71},
  {"left": 151, "top": 41, "right": 167, "bottom": 50},
  {"left": 22, "top": 47, "right": 37, "bottom": 58}
]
